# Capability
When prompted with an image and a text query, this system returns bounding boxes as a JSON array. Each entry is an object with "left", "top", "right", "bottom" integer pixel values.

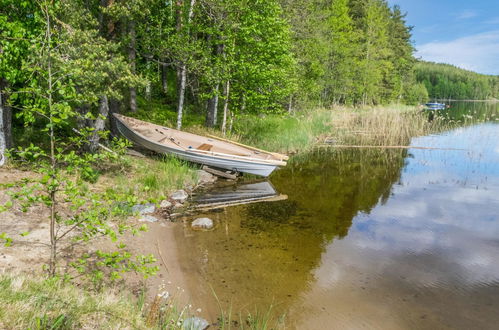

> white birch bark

[
  {"left": 221, "top": 80, "right": 230, "bottom": 136},
  {"left": 176, "top": 0, "right": 196, "bottom": 130},
  {"left": 0, "top": 91, "right": 6, "bottom": 166}
]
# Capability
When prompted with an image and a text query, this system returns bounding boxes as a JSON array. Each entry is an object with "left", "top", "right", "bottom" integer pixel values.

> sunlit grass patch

[
  {"left": 101, "top": 154, "right": 198, "bottom": 203},
  {"left": 0, "top": 274, "right": 147, "bottom": 329}
]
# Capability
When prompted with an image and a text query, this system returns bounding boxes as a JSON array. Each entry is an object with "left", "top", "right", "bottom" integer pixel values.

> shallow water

[{"left": 174, "top": 102, "right": 499, "bottom": 329}]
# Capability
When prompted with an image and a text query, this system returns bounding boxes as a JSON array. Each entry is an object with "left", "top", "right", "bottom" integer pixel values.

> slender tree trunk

[
  {"left": 90, "top": 96, "right": 109, "bottom": 152},
  {"left": 205, "top": 83, "right": 219, "bottom": 127},
  {"left": 176, "top": 0, "right": 196, "bottom": 130},
  {"left": 288, "top": 94, "right": 293, "bottom": 114},
  {"left": 205, "top": 42, "right": 223, "bottom": 127},
  {"left": 240, "top": 95, "right": 246, "bottom": 113},
  {"left": 229, "top": 111, "right": 234, "bottom": 133},
  {"left": 129, "top": 20, "right": 137, "bottom": 112},
  {"left": 145, "top": 62, "right": 151, "bottom": 101},
  {"left": 176, "top": 64, "right": 187, "bottom": 130},
  {"left": 221, "top": 80, "right": 230, "bottom": 136},
  {"left": 0, "top": 87, "right": 6, "bottom": 166},
  {"left": 108, "top": 98, "right": 120, "bottom": 137},
  {"left": 44, "top": 8, "right": 57, "bottom": 277},
  {"left": 161, "top": 63, "right": 169, "bottom": 95}
]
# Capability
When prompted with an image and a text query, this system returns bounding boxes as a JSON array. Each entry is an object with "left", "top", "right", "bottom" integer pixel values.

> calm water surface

[{"left": 174, "top": 102, "right": 499, "bottom": 329}]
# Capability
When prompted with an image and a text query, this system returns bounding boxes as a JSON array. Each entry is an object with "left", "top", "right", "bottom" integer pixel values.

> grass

[
  {"left": 99, "top": 154, "right": 199, "bottom": 203},
  {"left": 212, "top": 287, "right": 286, "bottom": 330},
  {"left": 230, "top": 111, "right": 332, "bottom": 154},
  {"left": 0, "top": 274, "right": 287, "bottom": 329},
  {"left": 0, "top": 274, "right": 150, "bottom": 329},
  {"left": 227, "top": 104, "right": 458, "bottom": 154},
  {"left": 327, "top": 104, "right": 452, "bottom": 146}
]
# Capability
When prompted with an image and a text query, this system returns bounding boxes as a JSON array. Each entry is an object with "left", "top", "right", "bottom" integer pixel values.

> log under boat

[{"left": 113, "top": 114, "right": 288, "bottom": 177}]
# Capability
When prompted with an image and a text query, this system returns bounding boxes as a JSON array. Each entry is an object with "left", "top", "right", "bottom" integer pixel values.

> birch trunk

[
  {"left": 0, "top": 90, "right": 6, "bottom": 166},
  {"left": 176, "top": 0, "right": 196, "bottom": 130},
  {"left": 129, "top": 20, "right": 137, "bottom": 112},
  {"left": 161, "top": 63, "right": 169, "bottom": 95},
  {"left": 205, "top": 83, "right": 219, "bottom": 127},
  {"left": 221, "top": 80, "right": 230, "bottom": 136}
]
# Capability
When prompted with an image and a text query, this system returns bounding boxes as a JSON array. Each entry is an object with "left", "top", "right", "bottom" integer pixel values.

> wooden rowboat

[{"left": 113, "top": 114, "right": 288, "bottom": 177}]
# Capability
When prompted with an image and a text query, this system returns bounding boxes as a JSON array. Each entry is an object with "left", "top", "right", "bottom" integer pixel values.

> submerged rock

[
  {"left": 191, "top": 217, "right": 214, "bottom": 230},
  {"left": 132, "top": 203, "right": 155, "bottom": 215},
  {"left": 160, "top": 200, "right": 172, "bottom": 209},
  {"left": 182, "top": 316, "right": 210, "bottom": 330},
  {"left": 139, "top": 215, "right": 159, "bottom": 223},
  {"left": 171, "top": 190, "right": 189, "bottom": 203}
]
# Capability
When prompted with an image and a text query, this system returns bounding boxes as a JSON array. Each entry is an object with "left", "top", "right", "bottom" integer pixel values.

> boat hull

[{"left": 115, "top": 118, "right": 278, "bottom": 177}]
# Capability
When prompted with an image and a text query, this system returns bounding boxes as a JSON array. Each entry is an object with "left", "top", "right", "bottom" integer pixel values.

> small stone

[
  {"left": 197, "top": 170, "right": 217, "bottom": 184},
  {"left": 173, "top": 203, "right": 184, "bottom": 209},
  {"left": 171, "top": 190, "right": 189, "bottom": 203},
  {"left": 139, "top": 215, "right": 159, "bottom": 223},
  {"left": 160, "top": 200, "right": 172, "bottom": 208},
  {"left": 191, "top": 217, "right": 214, "bottom": 230},
  {"left": 182, "top": 316, "right": 210, "bottom": 330},
  {"left": 132, "top": 203, "right": 156, "bottom": 215}
]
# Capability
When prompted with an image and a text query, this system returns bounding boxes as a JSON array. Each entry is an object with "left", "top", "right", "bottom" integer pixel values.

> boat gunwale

[{"left": 113, "top": 114, "right": 287, "bottom": 167}]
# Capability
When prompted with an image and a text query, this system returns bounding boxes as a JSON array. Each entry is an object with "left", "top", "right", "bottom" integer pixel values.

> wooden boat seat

[{"left": 197, "top": 143, "right": 213, "bottom": 151}]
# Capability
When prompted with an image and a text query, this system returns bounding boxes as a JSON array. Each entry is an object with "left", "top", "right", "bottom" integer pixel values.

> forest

[
  {"left": 416, "top": 61, "right": 499, "bottom": 100},
  {"left": 0, "top": 0, "right": 421, "bottom": 156}
]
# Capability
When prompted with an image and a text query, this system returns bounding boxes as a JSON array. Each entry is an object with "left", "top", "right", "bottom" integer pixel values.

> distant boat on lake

[
  {"left": 425, "top": 102, "right": 447, "bottom": 110},
  {"left": 113, "top": 114, "right": 288, "bottom": 177}
]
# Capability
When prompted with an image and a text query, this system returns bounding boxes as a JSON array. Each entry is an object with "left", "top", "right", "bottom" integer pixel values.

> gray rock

[
  {"left": 173, "top": 203, "right": 184, "bottom": 209},
  {"left": 171, "top": 190, "right": 189, "bottom": 203},
  {"left": 197, "top": 170, "right": 217, "bottom": 184},
  {"left": 182, "top": 316, "right": 210, "bottom": 330},
  {"left": 132, "top": 203, "right": 155, "bottom": 215},
  {"left": 139, "top": 215, "right": 159, "bottom": 223},
  {"left": 160, "top": 200, "right": 172, "bottom": 209},
  {"left": 191, "top": 217, "right": 214, "bottom": 230}
]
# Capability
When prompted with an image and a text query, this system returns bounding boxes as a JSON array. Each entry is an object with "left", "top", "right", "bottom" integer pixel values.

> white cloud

[{"left": 416, "top": 30, "right": 499, "bottom": 75}]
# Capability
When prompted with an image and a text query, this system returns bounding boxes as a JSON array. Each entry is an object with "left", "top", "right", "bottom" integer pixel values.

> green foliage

[
  {"left": 233, "top": 111, "right": 332, "bottom": 153},
  {"left": 415, "top": 61, "right": 499, "bottom": 100},
  {"left": 0, "top": 1, "right": 156, "bottom": 281},
  {"left": 404, "top": 82, "right": 429, "bottom": 105},
  {"left": 0, "top": 232, "right": 12, "bottom": 247},
  {"left": 280, "top": 0, "right": 417, "bottom": 106}
]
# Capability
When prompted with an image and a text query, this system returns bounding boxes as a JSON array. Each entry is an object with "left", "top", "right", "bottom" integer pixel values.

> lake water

[{"left": 174, "top": 102, "right": 499, "bottom": 329}]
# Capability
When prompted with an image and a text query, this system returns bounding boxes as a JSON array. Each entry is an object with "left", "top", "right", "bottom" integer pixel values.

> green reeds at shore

[{"left": 229, "top": 104, "right": 447, "bottom": 153}]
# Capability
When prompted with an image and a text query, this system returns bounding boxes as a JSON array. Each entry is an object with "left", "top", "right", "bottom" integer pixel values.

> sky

[{"left": 387, "top": 0, "right": 499, "bottom": 75}]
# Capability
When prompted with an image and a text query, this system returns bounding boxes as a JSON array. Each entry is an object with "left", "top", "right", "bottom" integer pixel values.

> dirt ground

[
  {"left": 0, "top": 168, "right": 51, "bottom": 273},
  {"left": 0, "top": 167, "right": 199, "bottom": 314}
]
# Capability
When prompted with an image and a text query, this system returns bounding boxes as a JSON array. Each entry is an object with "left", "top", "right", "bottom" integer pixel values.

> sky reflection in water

[
  {"left": 178, "top": 105, "right": 499, "bottom": 329},
  {"left": 293, "top": 121, "right": 499, "bottom": 329}
]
